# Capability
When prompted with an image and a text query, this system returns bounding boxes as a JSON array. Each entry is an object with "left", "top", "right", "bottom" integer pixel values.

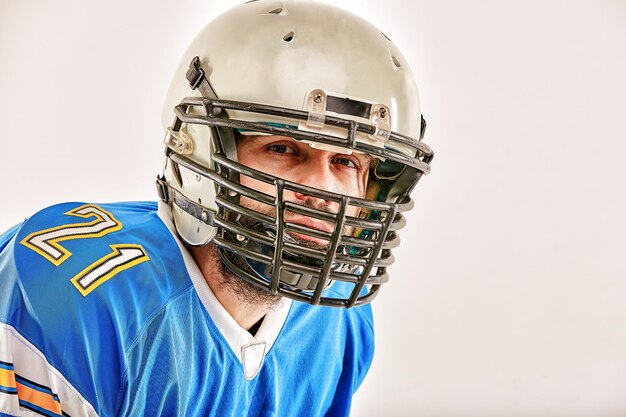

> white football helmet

[{"left": 157, "top": 0, "right": 433, "bottom": 307}]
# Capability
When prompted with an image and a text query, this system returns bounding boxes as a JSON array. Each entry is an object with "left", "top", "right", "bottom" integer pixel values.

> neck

[{"left": 187, "top": 243, "right": 278, "bottom": 331}]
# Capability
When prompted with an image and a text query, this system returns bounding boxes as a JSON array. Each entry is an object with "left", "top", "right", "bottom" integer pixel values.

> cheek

[
  {"left": 335, "top": 171, "right": 368, "bottom": 200},
  {"left": 340, "top": 171, "right": 368, "bottom": 218},
  {"left": 346, "top": 205, "right": 361, "bottom": 218},
  {"left": 237, "top": 144, "right": 288, "bottom": 196},
  {"left": 239, "top": 173, "right": 276, "bottom": 198},
  {"left": 237, "top": 176, "right": 277, "bottom": 220}
]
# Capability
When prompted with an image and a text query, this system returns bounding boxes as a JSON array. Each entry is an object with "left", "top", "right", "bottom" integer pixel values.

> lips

[
  {"left": 286, "top": 216, "right": 333, "bottom": 233},
  {"left": 237, "top": 196, "right": 338, "bottom": 246},
  {"left": 284, "top": 215, "right": 334, "bottom": 246}
]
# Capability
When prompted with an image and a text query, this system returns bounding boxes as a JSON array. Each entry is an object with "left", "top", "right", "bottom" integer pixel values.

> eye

[
  {"left": 267, "top": 144, "right": 297, "bottom": 155},
  {"left": 333, "top": 156, "right": 359, "bottom": 169}
]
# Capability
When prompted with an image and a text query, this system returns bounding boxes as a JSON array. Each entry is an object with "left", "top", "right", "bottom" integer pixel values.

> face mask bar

[
  {"left": 219, "top": 155, "right": 409, "bottom": 306},
  {"left": 170, "top": 96, "right": 433, "bottom": 174},
  {"left": 159, "top": 96, "right": 432, "bottom": 307},
  {"left": 167, "top": 149, "right": 406, "bottom": 307}
]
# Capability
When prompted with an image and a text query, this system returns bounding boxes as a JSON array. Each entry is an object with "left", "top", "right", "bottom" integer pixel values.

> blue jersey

[{"left": 0, "top": 202, "right": 374, "bottom": 417}]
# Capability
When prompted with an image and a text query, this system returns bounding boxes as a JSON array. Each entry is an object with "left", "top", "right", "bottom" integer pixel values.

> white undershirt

[{"left": 157, "top": 201, "right": 293, "bottom": 379}]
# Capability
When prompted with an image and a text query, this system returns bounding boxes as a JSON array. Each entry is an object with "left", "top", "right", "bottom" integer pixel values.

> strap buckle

[
  {"left": 156, "top": 176, "right": 169, "bottom": 203},
  {"left": 186, "top": 56, "right": 205, "bottom": 91}
]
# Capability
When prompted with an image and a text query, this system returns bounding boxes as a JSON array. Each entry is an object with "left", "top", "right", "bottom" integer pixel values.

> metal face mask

[{"left": 157, "top": 0, "right": 433, "bottom": 307}]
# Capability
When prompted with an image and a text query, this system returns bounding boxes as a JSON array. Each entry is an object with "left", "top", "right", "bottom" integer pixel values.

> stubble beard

[
  {"left": 212, "top": 243, "right": 283, "bottom": 310},
  {"left": 212, "top": 195, "right": 355, "bottom": 308}
]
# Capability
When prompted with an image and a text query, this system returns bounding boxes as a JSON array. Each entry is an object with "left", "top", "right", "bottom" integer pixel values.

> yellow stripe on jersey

[
  {"left": 0, "top": 367, "right": 17, "bottom": 390},
  {"left": 16, "top": 378, "right": 62, "bottom": 416}
]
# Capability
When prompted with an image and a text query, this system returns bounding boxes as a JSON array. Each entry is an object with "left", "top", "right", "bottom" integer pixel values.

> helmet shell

[{"left": 162, "top": 0, "right": 422, "bottom": 246}]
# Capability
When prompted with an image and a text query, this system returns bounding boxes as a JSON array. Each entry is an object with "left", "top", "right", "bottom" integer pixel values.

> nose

[
  {"left": 293, "top": 191, "right": 333, "bottom": 210},
  {"left": 291, "top": 153, "right": 337, "bottom": 209}
]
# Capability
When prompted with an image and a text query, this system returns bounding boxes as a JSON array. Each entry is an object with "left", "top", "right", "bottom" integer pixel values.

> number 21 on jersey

[{"left": 20, "top": 204, "right": 149, "bottom": 296}]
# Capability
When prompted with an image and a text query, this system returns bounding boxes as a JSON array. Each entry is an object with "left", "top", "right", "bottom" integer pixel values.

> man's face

[{"left": 235, "top": 134, "right": 370, "bottom": 247}]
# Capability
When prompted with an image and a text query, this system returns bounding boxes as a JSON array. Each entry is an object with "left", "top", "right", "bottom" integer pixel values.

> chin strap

[
  {"left": 238, "top": 223, "right": 328, "bottom": 292},
  {"left": 156, "top": 175, "right": 216, "bottom": 226},
  {"left": 186, "top": 56, "right": 219, "bottom": 100}
]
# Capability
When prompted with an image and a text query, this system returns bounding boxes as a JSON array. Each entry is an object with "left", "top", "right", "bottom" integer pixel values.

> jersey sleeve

[
  {"left": 325, "top": 281, "right": 376, "bottom": 392},
  {"left": 311, "top": 302, "right": 375, "bottom": 417},
  {"left": 0, "top": 201, "right": 171, "bottom": 417},
  {"left": 0, "top": 223, "right": 23, "bottom": 251},
  {"left": 0, "top": 323, "right": 100, "bottom": 417},
  {"left": 0, "top": 208, "right": 111, "bottom": 417},
  {"left": 352, "top": 304, "right": 375, "bottom": 392}
]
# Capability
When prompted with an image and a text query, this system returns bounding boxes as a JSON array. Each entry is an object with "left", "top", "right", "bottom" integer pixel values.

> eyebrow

[{"left": 243, "top": 135, "right": 374, "bottom": 164}]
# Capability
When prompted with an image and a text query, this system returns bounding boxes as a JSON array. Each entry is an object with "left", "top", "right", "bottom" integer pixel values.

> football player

[{"left": 0, "top": 1, "right": 432, "bottom": 415}]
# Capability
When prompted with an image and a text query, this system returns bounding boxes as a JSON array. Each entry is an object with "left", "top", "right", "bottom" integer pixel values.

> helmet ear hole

[{"left": 391, "top": 54, "right": 401, "bottom": 69}]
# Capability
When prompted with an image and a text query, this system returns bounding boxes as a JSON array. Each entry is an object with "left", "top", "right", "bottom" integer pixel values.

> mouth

[
  {"left": 235, "top": 197, "right": 340, "bottom": 248},
  {"left": 284, "top": 216, "right": 335, "bottom": 247}
]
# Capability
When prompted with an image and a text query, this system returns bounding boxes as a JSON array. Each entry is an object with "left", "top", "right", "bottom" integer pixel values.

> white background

[{"left": 1, "top": 1, "right": 626, "bottom": 416}]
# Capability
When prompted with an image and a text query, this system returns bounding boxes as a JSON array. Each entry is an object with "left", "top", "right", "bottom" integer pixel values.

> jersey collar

[{"left": 157, "top": 201, "right": 293, "bottom": 379}]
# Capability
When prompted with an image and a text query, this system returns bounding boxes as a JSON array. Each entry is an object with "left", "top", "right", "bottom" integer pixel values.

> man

[{"left": 0, "top": 1, "right": 432, "bottom": 416}]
